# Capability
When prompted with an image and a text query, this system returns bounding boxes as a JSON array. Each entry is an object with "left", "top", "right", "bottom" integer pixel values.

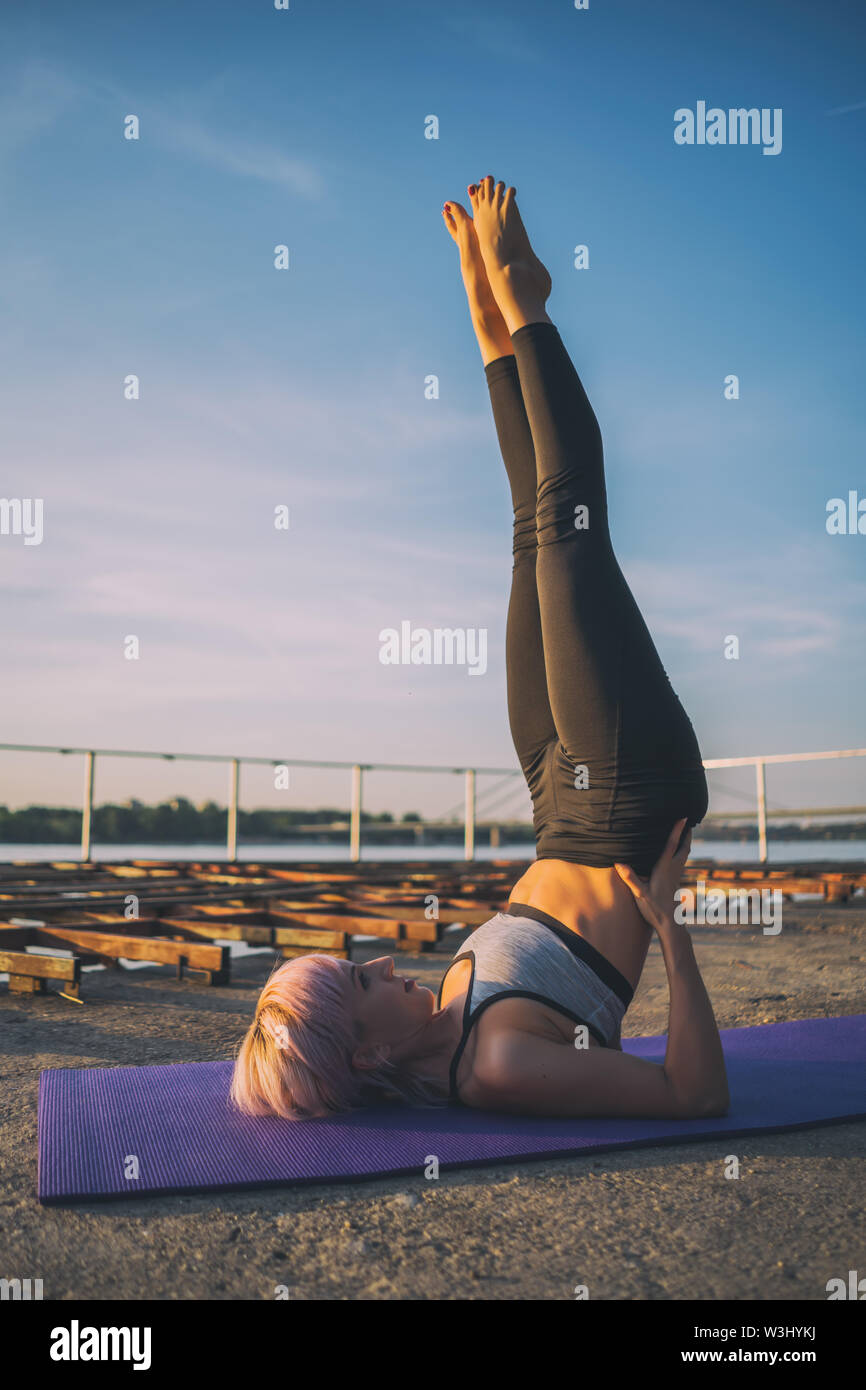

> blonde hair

[{"left": 230, "top": 954, "right": 447, "bottom": 1119}]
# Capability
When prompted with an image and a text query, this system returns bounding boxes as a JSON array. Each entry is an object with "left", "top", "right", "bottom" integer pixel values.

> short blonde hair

[{"left": 230, "top": 954, "right": 446, "bottom": 1119}]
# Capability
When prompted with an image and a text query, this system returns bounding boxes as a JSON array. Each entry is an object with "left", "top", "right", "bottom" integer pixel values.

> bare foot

[
  {"left": 468, "top": 176, "right": 552, "bottom": 335},
  {"left": 442, "top": 200, "right": 513, "bottom": 364}
]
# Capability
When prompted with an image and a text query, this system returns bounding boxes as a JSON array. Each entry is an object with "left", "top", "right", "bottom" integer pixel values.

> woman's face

[{"left": 343, "top": 955, "right": 435, "bottom": 1048}]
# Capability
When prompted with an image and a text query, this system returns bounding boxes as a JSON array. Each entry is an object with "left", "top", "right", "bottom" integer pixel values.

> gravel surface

[{"left": 1, "top": 902, "right": 864, "bottom": 1300}]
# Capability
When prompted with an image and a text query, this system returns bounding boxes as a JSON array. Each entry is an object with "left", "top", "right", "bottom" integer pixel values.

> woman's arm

[
  {"left": 465, "top": 819, "right": 730, "bottom": 1119},
  {"left": 615, "top": 817, "right": 729, "bottom": 1115},
  {"left": 467, "top": 934, "right": 729, "bottom": 1119},
  {"left": 649, "top": 914, "right": 730, "bottom": 1115}
]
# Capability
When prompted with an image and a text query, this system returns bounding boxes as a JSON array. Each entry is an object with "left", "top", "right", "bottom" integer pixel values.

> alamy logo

[
  {"left": 379, "top": 621, "right": 487, "bottom": 676},
  {"left": 675, "top": 881, "right": 782, "bottom": 935},
  {"left": 0, "top": 497, "right": 43, "bottom": 545},
  {"left": 1, "top": 1277, "right": 43, "bottom": 1300},
  {"left": 49, "top": 1320, "right": 152, "bottom": 1371},
  {"left": 826, "top": 491, "right": 866, "bottom": 535},
  {"left": 826, "top": 1269, "right": 866, "bottom": 1300},
  {"left": 674, "top": 102, "right": 782, "bottom": 156}
]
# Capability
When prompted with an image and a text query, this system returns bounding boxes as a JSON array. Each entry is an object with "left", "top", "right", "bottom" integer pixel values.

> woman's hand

[{"left": 614, "top": 817, "right": 691, "bottom": 933}]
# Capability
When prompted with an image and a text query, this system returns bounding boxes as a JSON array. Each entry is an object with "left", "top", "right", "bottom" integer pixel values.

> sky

[{"left": 1, "top": 0, "right": 865, "bottom": 822}]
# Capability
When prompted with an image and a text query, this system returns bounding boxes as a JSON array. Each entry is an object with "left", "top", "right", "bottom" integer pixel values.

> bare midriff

[
  {"left": 438, "top": 858, "right": 652, "bottom": 1098},
  {"left": 507, "top": 858, "right": 653, "bottom": 994}
]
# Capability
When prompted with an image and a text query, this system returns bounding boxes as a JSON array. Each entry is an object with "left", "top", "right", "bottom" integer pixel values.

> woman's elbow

[
  {"left": 671, "top": 1081, "right": 730, "bottom": 1118},
  {"left": 693, "top": 1088, "right": 730, "bottom": 1118}
]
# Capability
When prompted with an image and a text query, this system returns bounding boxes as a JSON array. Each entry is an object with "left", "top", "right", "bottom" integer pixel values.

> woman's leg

[
  {"left": 485, "top": 353, "right": 560, "bottom": 773},
  {"left": 469, "top": 179, "right": 708, "bottom": 874},
  {"left": 512, "top": 318, "right": 694, "bottom": 762},
  {"left": 443, "top": 200, "right": 558, "bottom": 781}
]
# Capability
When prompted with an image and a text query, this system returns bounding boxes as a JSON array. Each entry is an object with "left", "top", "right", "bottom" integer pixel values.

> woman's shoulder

[{"left": 455, "top": 994, "right": 600, "bottom": 1105}]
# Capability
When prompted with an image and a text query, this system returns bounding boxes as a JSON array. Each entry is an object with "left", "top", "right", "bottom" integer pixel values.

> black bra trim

[
  {"left": 505, "top": 902, "right": 634, "bottom": 1007},
  {"left": 440, "top": 953, "right": 612, "bottom": 1107}
]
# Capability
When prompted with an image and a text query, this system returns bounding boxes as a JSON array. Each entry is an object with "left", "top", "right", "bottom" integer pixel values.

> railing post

[
  {"left": 755, "top": 759, "right": 768, "bottom": 863},
  {"left": 227, "top": 758, "right": 240, "bottom": 861},
  {"left": 464, "top": 768, "right": 476, "bottom": 862},
  {"left": 350, "top": 764, "right": 363, "bottom": 862},
  {"left": 81, "top": 751, "right": 95, "bottom": 862}
]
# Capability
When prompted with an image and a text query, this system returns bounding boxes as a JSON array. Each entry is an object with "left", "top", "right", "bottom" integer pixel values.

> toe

[
  {"left": 494, "top": 180, "right": 505, "bottom": 202},
  {"left": 447, "top": 200, "right": 471, "bottom": 224}
]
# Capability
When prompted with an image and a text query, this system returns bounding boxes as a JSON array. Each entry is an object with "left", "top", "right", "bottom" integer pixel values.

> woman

[{"left": 231, "top": 178, "right": 729, "bottom": 1123}]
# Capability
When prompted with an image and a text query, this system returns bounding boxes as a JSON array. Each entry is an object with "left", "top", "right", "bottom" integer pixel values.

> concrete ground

[{"left": 1, "top": 902, "right": 864, "bottom": 1300}]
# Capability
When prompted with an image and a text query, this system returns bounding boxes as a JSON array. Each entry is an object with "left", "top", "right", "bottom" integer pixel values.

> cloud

[
  {"left": 0, "top": 365, "right": 506, "bottom": 723},
  {"left": 0, "top": 59, "right": 83, "bottom": 163},
  {"left": 442, "top": 14, "right": 543, "bottom": 65},
  {"left": 625, "top": 546, "right": 866, "bottom": 665},
  {"left": 825, "top": 99, "right": 866, "bottom": 117},
  {"left": 149, "top": 115, "right": 326, "bottom": 198},
  {"left": 0, "top": 56, "right": 324, "bottom": 198}
]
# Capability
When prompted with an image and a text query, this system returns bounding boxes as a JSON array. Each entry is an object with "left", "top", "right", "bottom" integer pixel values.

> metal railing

[
  {"left": 702, "top": 749, "right": 866, "bottom": 862},
  {"left": 1, "top": 741, "right": 865, "bottom": 864}
]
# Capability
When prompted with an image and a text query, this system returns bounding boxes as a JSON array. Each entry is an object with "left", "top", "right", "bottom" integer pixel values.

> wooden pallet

[
  {"left": 1, "top": 855, "right": 863, "bottom": 999},
  {"left": 0, "top": 921, "right": 230, "bottom": 991},
  {"left": 683, "top": 862, "right": 866, "bottom": 902}
]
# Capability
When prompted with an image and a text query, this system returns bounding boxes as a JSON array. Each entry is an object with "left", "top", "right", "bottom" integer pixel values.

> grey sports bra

[{"left": 436, "top": 902, "right": 634, "bottom": 1105}]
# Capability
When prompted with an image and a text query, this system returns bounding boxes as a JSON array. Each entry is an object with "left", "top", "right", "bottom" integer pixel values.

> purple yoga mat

[{"left": 38, "top": 1015, "right": 866, "bottom": 1203}]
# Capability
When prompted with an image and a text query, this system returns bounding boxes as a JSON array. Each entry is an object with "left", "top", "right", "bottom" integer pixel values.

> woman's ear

[{"left": 352, "top": 1042, "right": 391, "bottom": 1072}]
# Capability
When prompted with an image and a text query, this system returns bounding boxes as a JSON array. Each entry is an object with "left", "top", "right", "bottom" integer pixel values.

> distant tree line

[
  {"left": 0, "top": 799, "right": 862, "bottom": 845},
  {"left": 0, "top": 798, "right": 420, "bottom": 845}
]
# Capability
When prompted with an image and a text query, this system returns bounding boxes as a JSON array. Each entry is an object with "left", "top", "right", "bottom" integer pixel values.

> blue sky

[{"left": 1, "top": 0, "right": 865, "bottom": 819}]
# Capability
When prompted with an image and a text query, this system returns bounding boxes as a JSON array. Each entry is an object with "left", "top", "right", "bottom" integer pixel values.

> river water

[{"left": 2, "top": 840, "right": 865, "bottom": 864}]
